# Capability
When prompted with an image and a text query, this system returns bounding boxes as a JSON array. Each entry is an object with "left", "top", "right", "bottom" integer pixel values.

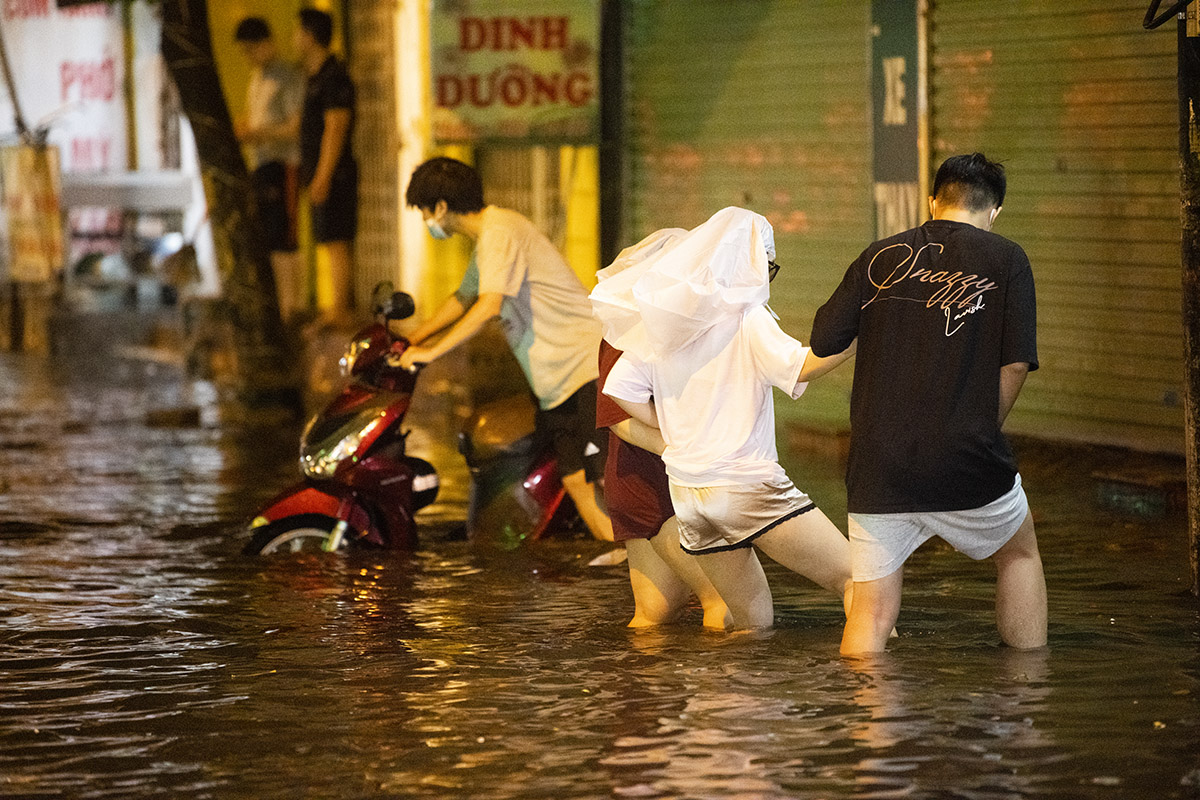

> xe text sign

[
  {"left": 871, "top": 0, "right": 925, "bottom": 238},
  {"left": 431, "top": 0, "right": 599, "bottom": 143}
]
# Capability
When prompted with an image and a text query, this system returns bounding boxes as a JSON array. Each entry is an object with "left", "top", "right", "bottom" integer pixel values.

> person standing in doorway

[
  {"left": 810, "top": 153, "right": 1047, "bottom": 655},
  {"left": 233, "top": 17, "right": 303, "bottom": 322},
  {"left": 398, "top": 156, "right": 614, "bottom": 542},
  {"left": 295, "top": 7, "right": 357, "bottom": 322}
]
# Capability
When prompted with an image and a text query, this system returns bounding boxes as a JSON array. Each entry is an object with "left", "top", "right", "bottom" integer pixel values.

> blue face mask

[{"left": 425, "top": 217, "right": 450, "bottom": 240}]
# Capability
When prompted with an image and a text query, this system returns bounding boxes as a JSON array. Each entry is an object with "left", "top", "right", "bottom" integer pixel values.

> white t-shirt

[
  {"left": 603, "top": 305, "right": 809, "bottom": 487},
  {"left": 246, "top": 59, "right": 303, "bottom": 169},
  {"left": 456, "top": 206, "right": 601, "bottom": 410}
]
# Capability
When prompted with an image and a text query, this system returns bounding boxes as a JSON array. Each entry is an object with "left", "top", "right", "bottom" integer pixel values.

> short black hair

[
  {"left": 932, "top": 152, "right": 1006, "bottom": 211},
  {"left": 406, "top": 157, "right": 486, "bottom": 214},
  {"left": 234, "top": 17, "right": 271, "bottom": 43},
  {"left": 298, "top": 8, "right": 334, "bottom": 48}
]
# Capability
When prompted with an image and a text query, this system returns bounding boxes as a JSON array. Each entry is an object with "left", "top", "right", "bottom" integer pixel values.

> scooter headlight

[
  {"left": 299, "top": 412, "right": 387, "bottom": 479},
  {"left": 301, "top": 428, "right": 366, "bottom": 479}
]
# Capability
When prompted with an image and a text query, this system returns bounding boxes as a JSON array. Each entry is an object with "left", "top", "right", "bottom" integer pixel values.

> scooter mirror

[
  {"left": 370, "top": 281, "right": 395, "bottom": 312},
  {"left": 385, "top": 292, "right": 416, "bottom": 321}
]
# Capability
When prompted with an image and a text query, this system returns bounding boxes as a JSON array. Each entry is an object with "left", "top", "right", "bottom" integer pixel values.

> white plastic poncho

[
  {"left": 587, "top": 226, "right": 687, "bottom": 357},
  {"left": 590, "top": 206, "right": 776, "bottom": 361}
]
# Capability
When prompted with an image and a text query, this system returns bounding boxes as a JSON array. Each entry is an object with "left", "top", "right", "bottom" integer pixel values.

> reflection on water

[{"left": 1, "top": 352, "right": 1199, "bottom": 799}]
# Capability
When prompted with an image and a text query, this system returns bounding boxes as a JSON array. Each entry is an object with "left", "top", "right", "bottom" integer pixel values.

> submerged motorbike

[
  {"left": 245, "top": 287, "right": 581, "bottom": 556},
  {"left": 457, "top": 394, "right": 581, "bottom": 549},
  {"left": 244, "top": 289, "right": 439, "bottom": 555}
]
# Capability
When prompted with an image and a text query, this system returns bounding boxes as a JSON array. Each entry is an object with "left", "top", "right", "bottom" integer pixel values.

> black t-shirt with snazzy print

[
  {"left": 300, "top": 55, "right": 356, "bottom": 186},
  {"left": 810, "top": 219, "right": 1038, "bottom": 515}
]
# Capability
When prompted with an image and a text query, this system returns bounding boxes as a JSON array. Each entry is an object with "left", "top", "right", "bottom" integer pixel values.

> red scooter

[
  {"left": 244, "top": 287, "right": 581, "bottom": 556},
  {"left": 244, "top": 289, "right": 439, "bottom": 555}
]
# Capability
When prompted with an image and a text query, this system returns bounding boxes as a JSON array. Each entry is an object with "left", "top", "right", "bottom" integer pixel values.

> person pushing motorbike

[{"left": 398, "top": 157, "right": 613, "bottom": 542}]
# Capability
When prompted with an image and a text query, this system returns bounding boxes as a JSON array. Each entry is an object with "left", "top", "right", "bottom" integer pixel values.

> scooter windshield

[{"left": 299, "top": 389, "right": 404, "bottom": 480}]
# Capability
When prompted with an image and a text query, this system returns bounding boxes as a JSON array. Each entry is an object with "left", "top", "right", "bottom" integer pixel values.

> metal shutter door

[
  {"left": 623, "top": 0, "right": 872, "bottom": 429},
  {"left": 932, "top": 1, "right": 1182, "bottom": 452}
]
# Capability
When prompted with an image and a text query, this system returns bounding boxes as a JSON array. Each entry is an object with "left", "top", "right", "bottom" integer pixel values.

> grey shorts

[
  {"left": 848, "top": 474, "right": 1030, "bottom": 582},
  {"left": 669, "top": 477, "right": 815, "bottom": 554}
]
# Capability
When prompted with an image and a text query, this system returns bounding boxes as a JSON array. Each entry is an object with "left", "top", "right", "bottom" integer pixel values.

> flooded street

[{"left": 2, "top": 349, "right": 1199, "bottom": 799}]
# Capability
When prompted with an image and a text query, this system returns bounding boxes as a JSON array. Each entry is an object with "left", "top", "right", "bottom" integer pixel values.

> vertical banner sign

[
  {"left": 431, "top": 0, "right": 599, "bottom": 143},
  {"left": 1, "top": 145, "right": 64, "bottom": 283},
  {"left": 871, "top": 0, "right": 923, "bottom": 238}
]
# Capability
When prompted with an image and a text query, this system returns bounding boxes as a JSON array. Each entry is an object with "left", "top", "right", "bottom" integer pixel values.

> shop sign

[
  {"left": 0, "top": 1, "right": 125, "bottom": 172},
  {"left": 1, "top": 145, "right": 64, "bottom": 282},
  {"left": 431, "top": 0, "right": 599, "bottom": 143}
]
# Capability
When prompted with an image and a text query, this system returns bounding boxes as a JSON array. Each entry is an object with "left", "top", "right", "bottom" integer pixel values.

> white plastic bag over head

[
  {"left": 590, "top": 207, "right": 775, "bottom": 360},
  {"left": 589, "top": 227, "right": 687, "bottom": 356}
]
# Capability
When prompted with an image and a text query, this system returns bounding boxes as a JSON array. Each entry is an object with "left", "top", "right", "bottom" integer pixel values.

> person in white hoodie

[{"left": 593, "top": 207, "right": 857, "bottom": 630}]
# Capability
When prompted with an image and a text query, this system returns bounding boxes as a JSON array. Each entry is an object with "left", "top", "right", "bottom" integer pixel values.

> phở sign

[{"left": 431, "top": 0, "right": 599, "bottom": 143}]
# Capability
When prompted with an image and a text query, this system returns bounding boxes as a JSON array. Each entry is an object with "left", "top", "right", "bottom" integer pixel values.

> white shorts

[
  {"left": 670, "top": 478, "right": 815, "bottom": 554},
  {"left": 848, "top": 474, "right": 1030, "bottom": 582}
]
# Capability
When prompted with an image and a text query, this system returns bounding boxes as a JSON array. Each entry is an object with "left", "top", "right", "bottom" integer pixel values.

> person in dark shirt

[
  {"left": 810, "top": 153, "right": 1047, "bottom": 655},
  {"left": 295, "top": 7, "right": 356, "bottom": 320}
]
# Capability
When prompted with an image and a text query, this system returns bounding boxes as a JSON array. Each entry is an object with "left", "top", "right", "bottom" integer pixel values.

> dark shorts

[
  {"left": 253, "top": 161, "right": 298, "bottom": 253},
  {"left": 310, "top": 163, "right": 358, "bottom": 243},
  {"left": 535, "top": 380, "right": 607, "bottom": 483},
  {"left": 604, "top": 433, "right": 673, "bottom": 542}
]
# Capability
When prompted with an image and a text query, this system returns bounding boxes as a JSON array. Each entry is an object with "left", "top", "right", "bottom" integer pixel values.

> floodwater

[{"left": 2, "top": 348, "right": 1199, "bottom": 800}]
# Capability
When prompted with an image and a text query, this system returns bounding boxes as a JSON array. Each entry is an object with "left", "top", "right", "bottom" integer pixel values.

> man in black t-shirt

[
  {"left": 296, "top": 8, "right": 356, "bottom": 319},
  {"left": 811, "top": 153, "right": 1047, "bottom": 655}
]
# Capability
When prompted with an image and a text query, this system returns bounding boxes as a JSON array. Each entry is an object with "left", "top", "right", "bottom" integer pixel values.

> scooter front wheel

[{"left": 244, "top": 514, "right": 359, "bottom": 556}]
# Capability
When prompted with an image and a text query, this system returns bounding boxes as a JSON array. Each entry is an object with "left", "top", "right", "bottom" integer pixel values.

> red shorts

[
  {"left": 604, "top": 431, "right": 673, "bottom": 542},
  {"left": 597, "top": 339, "right": 673, "bottom": 541}
]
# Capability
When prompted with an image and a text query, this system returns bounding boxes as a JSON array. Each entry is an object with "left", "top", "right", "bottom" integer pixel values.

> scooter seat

[{"left": 459, "top": 394, "right": 537, "bottom": 463}]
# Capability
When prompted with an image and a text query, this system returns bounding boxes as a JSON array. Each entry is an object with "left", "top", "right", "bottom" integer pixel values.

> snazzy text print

[{"left": 862, "top": 242, "right": 997, "bottom": 334}]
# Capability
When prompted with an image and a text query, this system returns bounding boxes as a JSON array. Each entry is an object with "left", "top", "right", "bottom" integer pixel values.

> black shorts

[
  {"left": 310, "top": 163, "right": 358, "bottom": 243},
  {"left": 252, "top": 161, "right": 298, "bottom": 253},
  {"left": 535, "top": 380, "right": 608, "bottom": 483}
]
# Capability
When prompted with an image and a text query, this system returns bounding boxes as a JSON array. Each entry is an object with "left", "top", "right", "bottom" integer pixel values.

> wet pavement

[{"left": 1, "top": 330, "right": 1199, "bottom": 799}]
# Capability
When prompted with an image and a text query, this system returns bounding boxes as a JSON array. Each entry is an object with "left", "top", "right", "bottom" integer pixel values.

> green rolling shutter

[
  {"left": 623, "top": 2, "right": 1180, "bottom": 452},
  {"left": 623, "top": 0, "right": 873, "bottom": 430},
  {"left": 931, "top": 1, "right": 1183, "bottom": 452}
]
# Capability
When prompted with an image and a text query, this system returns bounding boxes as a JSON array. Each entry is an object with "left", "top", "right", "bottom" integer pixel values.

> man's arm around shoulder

[{"left": 796, "top": 339, "right": 857, "bottom": 388}]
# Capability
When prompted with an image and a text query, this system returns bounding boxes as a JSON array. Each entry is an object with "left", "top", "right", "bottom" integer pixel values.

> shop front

[
  {"left": 0, "top": 0, "right": 212, "bottom": 352},
  {"left": 619, "top": 1, "right": 1183, "bottom": 453}
]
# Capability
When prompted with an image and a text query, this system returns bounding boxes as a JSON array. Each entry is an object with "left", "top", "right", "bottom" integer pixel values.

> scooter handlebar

[{"left": 384, "top": 338, "right": 424, "bottom": 373}]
